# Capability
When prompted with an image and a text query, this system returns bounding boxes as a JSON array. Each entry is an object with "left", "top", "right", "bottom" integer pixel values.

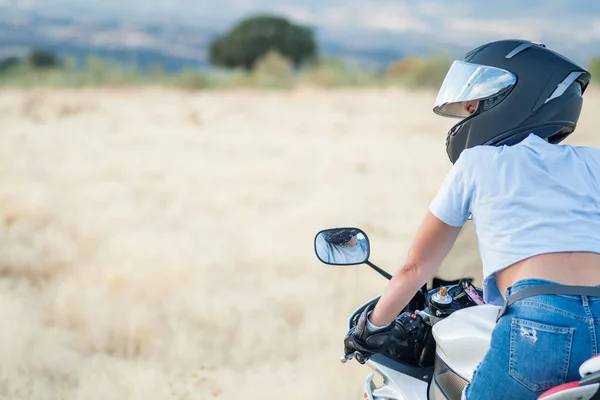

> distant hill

[
  {"left": 0, "top": 9, "right": 211, "bottom": 72},
  {"left": 1, "top": 1, "right": 599, "bottom": 72},
  {"left": 0, "top": 41, "right": 209, "bottom": 73},
  {"left": 0, "top": 9, "right": 410, "bottom": 72}
]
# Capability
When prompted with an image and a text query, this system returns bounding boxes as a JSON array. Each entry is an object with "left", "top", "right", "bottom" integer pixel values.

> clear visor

[{"left": 434, "top": 60, "right": 517, "bottom": 118}]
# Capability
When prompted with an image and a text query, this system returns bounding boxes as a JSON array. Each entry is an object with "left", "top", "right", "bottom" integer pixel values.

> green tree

[
  {"left": 0, "top": 56, "right": 21, "bottom": 73},
  {"left": 209, "top": 15, "right": 317, "bottom": 70},
  {"left": 27, "top": 49, "right": 60, "bottom": 69}
]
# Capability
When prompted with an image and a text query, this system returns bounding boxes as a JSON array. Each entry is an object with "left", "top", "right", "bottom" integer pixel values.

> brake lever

[{"left": 340, "top": 351, "right": 369, "bottom": 364}]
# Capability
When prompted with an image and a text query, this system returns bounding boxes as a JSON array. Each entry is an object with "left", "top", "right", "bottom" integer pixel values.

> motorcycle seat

[{"left": 538, "top": 354, "right": 600, "bottom": 399}]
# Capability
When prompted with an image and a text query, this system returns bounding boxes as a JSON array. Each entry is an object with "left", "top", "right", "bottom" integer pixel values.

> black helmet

[
  {"left": 322, "top": 228, "right": 360, "bottom": 245},
  {"left": 434, "top": 39, "right": 591, "bottom": 163}
]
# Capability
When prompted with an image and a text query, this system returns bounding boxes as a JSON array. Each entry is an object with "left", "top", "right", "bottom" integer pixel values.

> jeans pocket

[{"left": 508, "top": 318, "right": 574, "bottom": 392}]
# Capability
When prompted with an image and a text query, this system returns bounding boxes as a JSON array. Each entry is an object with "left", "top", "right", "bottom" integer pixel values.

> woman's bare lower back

[{"left": 495, "top": 252, "right": 600, "bottom": 299}]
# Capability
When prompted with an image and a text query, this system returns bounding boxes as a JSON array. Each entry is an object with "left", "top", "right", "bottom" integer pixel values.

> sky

[{"left": 2, "top": 0, "right": 600, "bottom": 61}]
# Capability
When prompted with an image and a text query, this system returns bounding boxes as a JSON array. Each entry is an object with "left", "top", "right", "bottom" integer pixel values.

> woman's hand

[{"left": 343, "top": 304, "right": 408, "bottom": 363}]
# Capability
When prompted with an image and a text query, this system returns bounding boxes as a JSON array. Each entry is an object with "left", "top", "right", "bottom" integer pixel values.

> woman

[{"left": 343, "top": 39, "right": 600, "bottom": 399}]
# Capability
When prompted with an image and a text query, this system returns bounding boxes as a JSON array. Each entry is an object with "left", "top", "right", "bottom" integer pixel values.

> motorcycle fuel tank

[{"left": 432, "top": 305, "right": 501, "bottom": 381}]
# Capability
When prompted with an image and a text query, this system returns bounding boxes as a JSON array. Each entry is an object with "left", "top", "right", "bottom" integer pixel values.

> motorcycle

[{"left": 314, "top": 227, "right": 600, "bottom": 400}]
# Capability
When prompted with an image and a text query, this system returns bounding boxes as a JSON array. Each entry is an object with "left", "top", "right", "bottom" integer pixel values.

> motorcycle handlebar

[{"left": 341, "top": 350, "right": 369, "bottom": 364}]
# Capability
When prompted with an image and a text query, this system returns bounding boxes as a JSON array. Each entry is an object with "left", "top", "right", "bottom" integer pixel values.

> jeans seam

[
  {"left": 582, "top": 296, "right": 598, "bottom": 355},
  {"left": 564, "top": 327, "right": 574, "bottom": 382},
  {"left": 517, "top": 301, "right": 588, "bottom": 321},
  {"left": 514, "top": 318, "right": 575, "bottom": 333}
]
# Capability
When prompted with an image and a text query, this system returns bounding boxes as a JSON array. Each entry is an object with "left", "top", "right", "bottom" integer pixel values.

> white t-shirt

[{"left": 429, "top": 133, "right": 600, "bottom": 305}]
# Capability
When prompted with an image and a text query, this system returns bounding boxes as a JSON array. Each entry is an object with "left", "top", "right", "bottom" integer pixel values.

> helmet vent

[
  {"left": 483, "top": 89, "right": 510, "bottom": 111},
  {"left": 505, "top": 43, "right": 533, "bottom": 59},
  {"left": 545, "top": 71, "right": 585, "bottom": 103},
  {"left": 505, "top": 42, "right": 546, "bottom": 59}
]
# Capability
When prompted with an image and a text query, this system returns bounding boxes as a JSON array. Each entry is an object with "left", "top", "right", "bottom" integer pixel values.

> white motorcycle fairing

[
  {"left": 432, "top": 305, "right": 500, "bottom": 382},
  {"left": 363, "top": 354, "right": 431, "bottom": 400}
]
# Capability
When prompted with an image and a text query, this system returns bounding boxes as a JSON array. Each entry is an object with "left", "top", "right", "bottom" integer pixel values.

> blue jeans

[{"left": 463, "top": 279, "right": 600, "bottom": 400}]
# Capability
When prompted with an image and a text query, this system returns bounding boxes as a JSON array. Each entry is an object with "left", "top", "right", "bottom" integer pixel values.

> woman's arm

[{"left": 367, "top": 211, "right": 462, "bottom": 326}]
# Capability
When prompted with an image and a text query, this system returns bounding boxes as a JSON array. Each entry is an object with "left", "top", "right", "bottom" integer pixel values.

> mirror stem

[{"left": 365, "top": 260, "right": 393, "bottom": 280}]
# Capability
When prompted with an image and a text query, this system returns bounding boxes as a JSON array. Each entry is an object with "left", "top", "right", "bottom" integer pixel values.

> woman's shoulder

[
  {"left": 569, "top": 143, "right": 600, "bottom": 156},
  {"left": 454, "top": 145, "right": 502, "bottom": 170}
]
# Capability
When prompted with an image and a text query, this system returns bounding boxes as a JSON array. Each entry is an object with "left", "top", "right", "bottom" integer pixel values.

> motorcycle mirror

[{"left": 314, "top": 227, "right": 370, "bottom": 266}]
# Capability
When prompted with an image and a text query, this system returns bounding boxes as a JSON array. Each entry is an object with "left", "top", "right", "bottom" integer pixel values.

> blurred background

[{"left": 0, "top": 1, "right": 599, "bottom": 399}]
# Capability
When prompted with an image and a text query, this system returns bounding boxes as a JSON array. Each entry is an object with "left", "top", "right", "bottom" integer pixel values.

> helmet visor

[{"left": 434, "top": 60, "right": 517, "bottom": 118}]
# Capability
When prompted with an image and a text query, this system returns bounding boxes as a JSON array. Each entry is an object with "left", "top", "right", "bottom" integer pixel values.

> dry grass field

[{"left": 0, "top": 86, "right": 598, "bottom": 399}]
